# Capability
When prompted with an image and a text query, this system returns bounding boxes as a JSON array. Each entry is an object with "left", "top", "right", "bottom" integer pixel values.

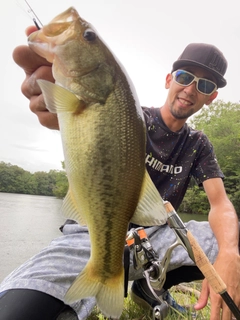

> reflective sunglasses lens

[
  {"left": 198, "top": 80, "right": 216, "bottom": 94},
  {"left": 175, "top": 70, "right": 194, "bottom": 86}
]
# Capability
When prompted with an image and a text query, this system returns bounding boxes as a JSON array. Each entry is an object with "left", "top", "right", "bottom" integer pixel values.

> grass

[{"left": 86, "top": 281, "right": 211, "bottom": 319}]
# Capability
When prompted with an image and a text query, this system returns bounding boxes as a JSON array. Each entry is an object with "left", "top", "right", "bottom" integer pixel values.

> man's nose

[{"left": 183, "top": 81, "right": 197, "bottom": 95}]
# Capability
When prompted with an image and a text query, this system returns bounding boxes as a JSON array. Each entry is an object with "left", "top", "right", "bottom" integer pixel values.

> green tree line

[
  {"left": 0, "top": 162, "right": 68, "bottom": 198},
  {"left": 0, "top": 100, "right": 239, "bottom": 215},
  {"left": 179, "top": 100, "right": 240, "bottom": 216}
]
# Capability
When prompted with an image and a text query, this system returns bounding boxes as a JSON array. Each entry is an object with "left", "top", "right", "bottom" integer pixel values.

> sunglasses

[{"left": 172, "top": 69, "right": 217, "bottom": 95}]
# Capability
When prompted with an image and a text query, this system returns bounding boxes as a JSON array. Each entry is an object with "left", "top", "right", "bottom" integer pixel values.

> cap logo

[{"left": 208, "top": 50, "right": 226, "bottom": 75}]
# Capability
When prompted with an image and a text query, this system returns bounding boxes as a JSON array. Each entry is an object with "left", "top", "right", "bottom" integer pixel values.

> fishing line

[{"left": 15, "top": 0, "right": 42, "bottom": 29}]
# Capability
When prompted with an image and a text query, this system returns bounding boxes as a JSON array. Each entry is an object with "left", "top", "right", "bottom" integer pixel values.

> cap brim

[{"left": 172, "top": 60, "right": 227, "bottom": 88}]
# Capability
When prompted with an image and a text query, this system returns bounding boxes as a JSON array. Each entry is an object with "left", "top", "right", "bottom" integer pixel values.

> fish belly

[{"left": 63, "top": 101, "right": 145, "bottom": 318}]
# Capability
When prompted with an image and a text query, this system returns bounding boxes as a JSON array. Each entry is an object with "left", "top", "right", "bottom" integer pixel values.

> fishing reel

[
  {"left": 126, "top": 203, "right": 240, "bottom": 320},
  {"left": 126, "top": 224, "right": 195, "bottom": 319},
  {"left": 126, "top": 227, "right": 169, "bottom": 320}
]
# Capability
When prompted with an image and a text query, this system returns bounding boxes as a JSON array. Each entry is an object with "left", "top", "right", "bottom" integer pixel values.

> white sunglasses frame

[{"left": 172, "top": 70, "right": 217, "bottom": 95}]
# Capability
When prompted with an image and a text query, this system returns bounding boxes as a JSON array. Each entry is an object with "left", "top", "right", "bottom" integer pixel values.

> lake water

[
  {"left": 0, "top": 192, "right": 207, "bottom": 283},
  {"left": 0, "top": 192, "right": 65, "bottom": 282}
]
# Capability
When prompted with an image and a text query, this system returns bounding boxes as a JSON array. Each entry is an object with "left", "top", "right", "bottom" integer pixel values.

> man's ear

[
  {"left": 205, "top": 91, "right": 218, "bottom": 105},
  {"left": 165, "top": 73, "right": 172, "bottom": 89}
]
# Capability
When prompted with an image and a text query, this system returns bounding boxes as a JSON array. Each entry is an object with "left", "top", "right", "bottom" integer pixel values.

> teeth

[{"left": 179, "top": 98, "right": 191, "bottom": 106}]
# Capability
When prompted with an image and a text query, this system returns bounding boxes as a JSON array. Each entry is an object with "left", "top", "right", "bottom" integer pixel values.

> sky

[{"left": 0, "top": 0, "right": 240, "bottom": 173}]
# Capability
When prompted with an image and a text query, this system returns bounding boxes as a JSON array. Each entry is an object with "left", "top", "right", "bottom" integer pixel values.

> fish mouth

[
  {"left": 48, "top": 7, "right": 81, "bottom": 25},
  {"left": 28, "top": 7, "right": 85, "bottom": 62},
  {"left": 28, "top": 7, "right": 81, "bottom": 39}
]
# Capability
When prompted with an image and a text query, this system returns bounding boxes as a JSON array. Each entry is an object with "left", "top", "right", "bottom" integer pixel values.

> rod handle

[{"left": 187, "top": 230, "right": 226, "bottom": 294}]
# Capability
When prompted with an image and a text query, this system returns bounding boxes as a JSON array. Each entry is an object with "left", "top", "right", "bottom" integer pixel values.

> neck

[{"left": 160, "top": 104, "right": 187, "bottom": 132}]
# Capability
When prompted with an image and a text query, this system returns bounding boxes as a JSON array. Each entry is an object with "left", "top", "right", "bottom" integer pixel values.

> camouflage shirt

[{"left": 143, "top": 107, "right": 224, "bottom": 210}]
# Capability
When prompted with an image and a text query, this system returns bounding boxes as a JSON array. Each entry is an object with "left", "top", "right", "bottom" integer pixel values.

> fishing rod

[
  {"left": 164, "top": 201, "right": 240, "bottom": 320},
  {"left": 16, "top": 0, "right": 43, "bottom": 29},
  {"left": 127, "top": 202, "right": 240, "bottom": 319}
]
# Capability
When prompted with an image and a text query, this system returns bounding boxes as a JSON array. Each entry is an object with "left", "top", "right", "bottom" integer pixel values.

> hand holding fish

[{"left": 12, "top": 27, "right": 59, "bottom": 130}]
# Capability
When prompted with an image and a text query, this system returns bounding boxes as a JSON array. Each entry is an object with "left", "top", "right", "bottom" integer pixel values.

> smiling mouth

[{"left": 178, "top": 97, "right": 193, "bottom": 107}]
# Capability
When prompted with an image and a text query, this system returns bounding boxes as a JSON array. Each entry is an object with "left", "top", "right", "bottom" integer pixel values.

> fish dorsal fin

[
  {"left": 37, "top": 79, "right": 86, "bottom": 113},
  {"left": 62, "top": 190, "right": 86, "bottom": 226},
  {"left": 131, "top": 170, "right": 168, "bottom": 226}
]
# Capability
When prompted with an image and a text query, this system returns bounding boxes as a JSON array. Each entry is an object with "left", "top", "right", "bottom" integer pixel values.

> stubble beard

[{"left": 169, "top": 103, "right": 195, "bottom": 120}]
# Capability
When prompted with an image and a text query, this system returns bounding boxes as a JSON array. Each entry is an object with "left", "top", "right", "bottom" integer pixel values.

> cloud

[{"left": 0, "top": 100, "right": 63, "bottom": 172}]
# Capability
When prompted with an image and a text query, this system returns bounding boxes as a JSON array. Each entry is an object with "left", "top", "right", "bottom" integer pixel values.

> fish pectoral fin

[
  {"left": 131, "top": 170, "right": 168, "bottom": 226},
  {"left": 37, "top": 79, "right": 86, "bottom": 113},
  {"left": 62, "top": 190, "right": 86, "bottom": 226},
  {"left": 64, "top": 262, "right": 124, "bottom": 318}
]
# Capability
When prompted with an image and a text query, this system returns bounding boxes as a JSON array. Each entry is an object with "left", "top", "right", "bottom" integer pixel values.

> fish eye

[{"left": 83, "top": 29, "right": 97, "bottom": 41}]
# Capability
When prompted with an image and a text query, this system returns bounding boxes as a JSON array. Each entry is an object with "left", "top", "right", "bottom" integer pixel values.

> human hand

[
  {"left": 12, "top": 26, "right": 59, "bottom": 130},
  {"left": 195, "top": 251, "right": 240, "bottom": 319}
]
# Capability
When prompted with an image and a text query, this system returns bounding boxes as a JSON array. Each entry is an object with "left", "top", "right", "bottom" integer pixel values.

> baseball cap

[{"left": 172, "top": 43, "right": 227, "bottom": 88}]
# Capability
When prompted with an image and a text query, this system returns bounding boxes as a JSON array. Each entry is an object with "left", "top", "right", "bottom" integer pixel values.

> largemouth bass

[{"left": 28, "top": 7, "right": 167, "bottom": 318}]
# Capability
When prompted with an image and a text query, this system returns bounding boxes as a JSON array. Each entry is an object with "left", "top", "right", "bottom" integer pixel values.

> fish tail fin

[{"left": 64, "top": 262, "right": 124, "bottom": 318}]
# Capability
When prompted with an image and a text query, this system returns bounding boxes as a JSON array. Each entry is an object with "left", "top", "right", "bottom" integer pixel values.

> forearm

[
  {"left": 208, "top": 200, "right": 239, "bottom": 254},
  {"left": 198, "top": 178, "right": 240, "bottom": 318},
  {"left": 203, "top": 178, "right": 239, "bottom": 254}
]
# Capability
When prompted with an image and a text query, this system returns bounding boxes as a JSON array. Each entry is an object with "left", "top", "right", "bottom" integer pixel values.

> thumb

[
  {"left": 25, "top": 26, "right": 39, "bottom": 36},
  {"left": 194, "top": 279, "right": 209, "bottom": 310}
]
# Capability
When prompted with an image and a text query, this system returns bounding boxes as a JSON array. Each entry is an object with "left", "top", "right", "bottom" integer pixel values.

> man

[{"left": 0, "top": 25, "right": 239, "bottom": 320}]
